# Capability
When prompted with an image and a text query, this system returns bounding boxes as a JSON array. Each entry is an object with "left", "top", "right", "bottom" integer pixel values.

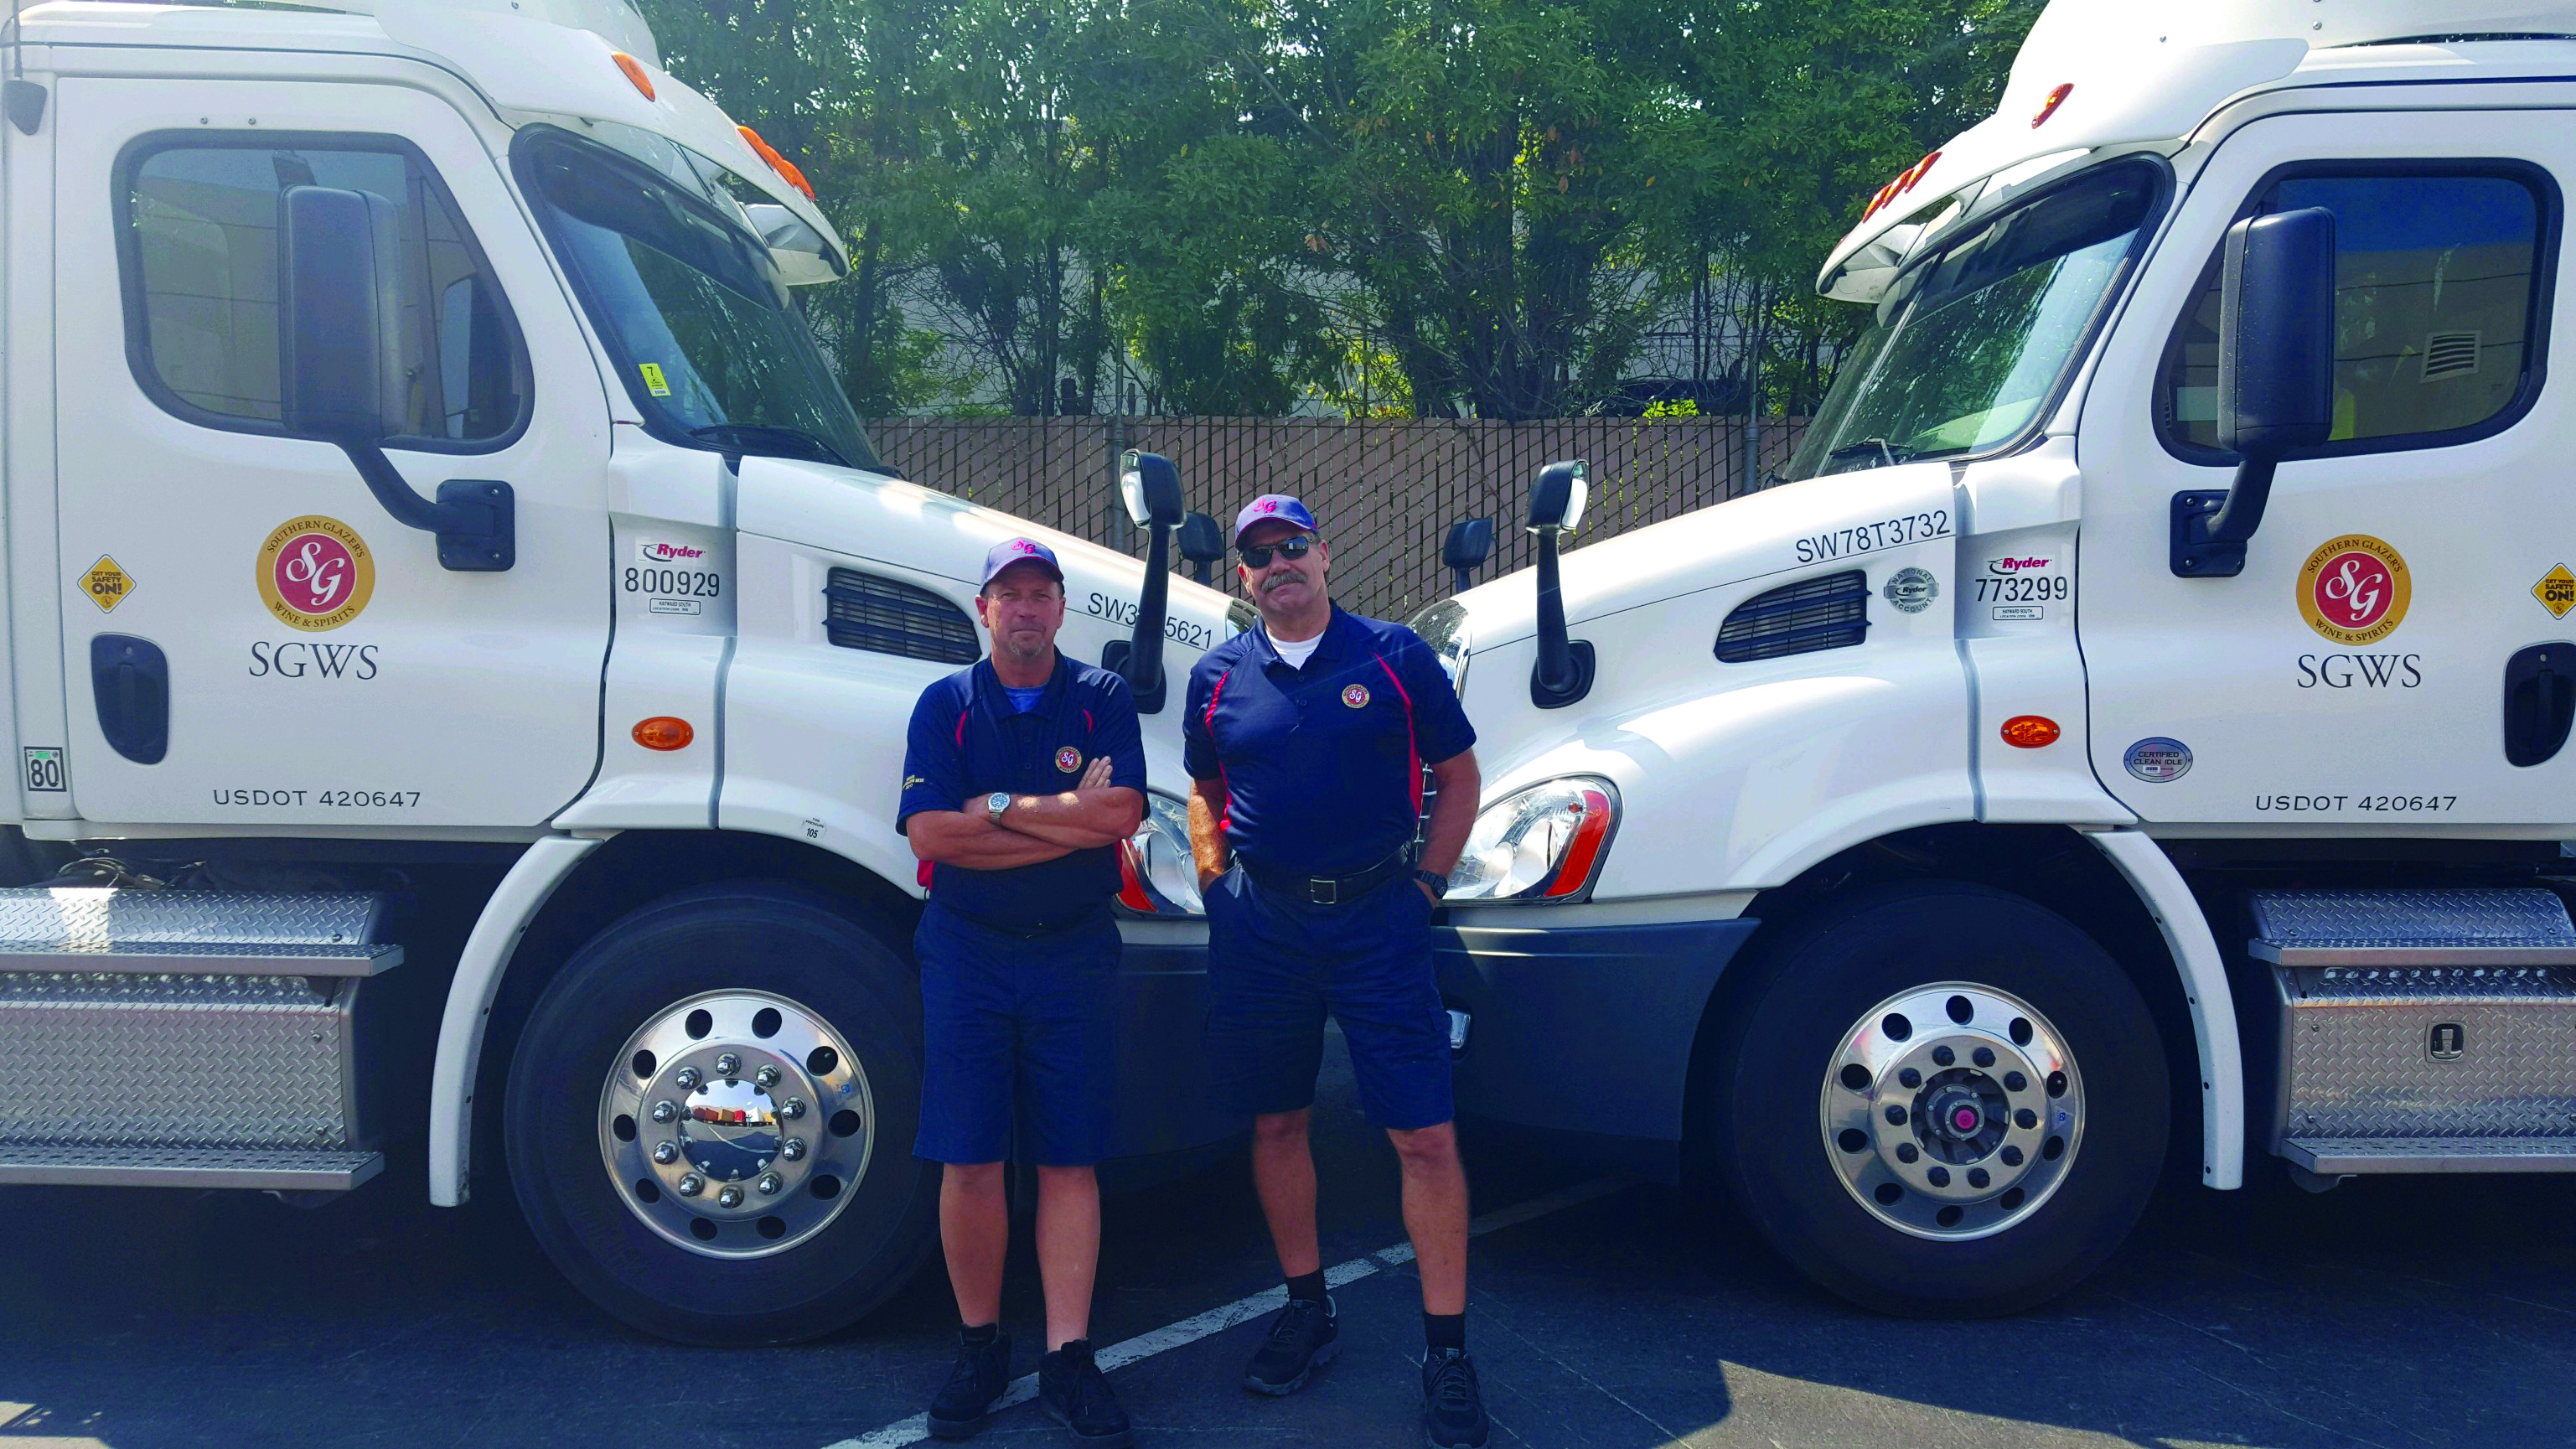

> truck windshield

[
  {"left": 1783, "top": 162, "right": 2160, "bottom": 482},
  {"left": 515, "top": 128, "right": 880, "bottom": 472}
]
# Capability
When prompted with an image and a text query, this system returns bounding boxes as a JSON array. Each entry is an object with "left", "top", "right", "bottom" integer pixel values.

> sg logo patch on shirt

[
  {"left": 1342, "top": 684, "right": 1370, "bottom": 709},
  {"left": 903, "top": 774, "right": 925, "bottom": 790},
  {"left": 1056, "top": 746, "right": 1082, "bottom": 773}
]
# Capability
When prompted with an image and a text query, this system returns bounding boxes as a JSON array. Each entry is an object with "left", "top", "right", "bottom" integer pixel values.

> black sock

[
  {"left": 1285, "top": 1270, "right": 1327, "bottom": 1304},
  {"left": 1424, "top": 1312, "right": 1465, "bottom": 1352},
  {"left": 961, "top": 1321, "right": 1001, "bottom": 1344}
]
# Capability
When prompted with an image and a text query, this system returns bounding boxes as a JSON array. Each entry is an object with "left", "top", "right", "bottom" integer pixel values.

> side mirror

[
  {"left": 1177, "top": 511, "right": 1226, "bottom": 586},
  {"left": 1102, "top": 450, "right": 1185, "bottom": 712},
  {"left": 1528, "top": 460, "right": 1590, "bottom": 533},
  {"left": 1526, "top": 460, "right": 1594, "bottom": 708},
  {"left": 1119, "top": 449, "right": 1185, "bottom": 530},
  {"left": 2172, "top": 206, "right": 2336, "bottom": 578},
  {"left": 279, "top": 185, "right": 398, "bottom": 445},
  {"left": 1441, "top": 517, "right": 1492, "bottom": 596},
  {"left": 278, "top": 185, "right": 515, "bottom": 572}
]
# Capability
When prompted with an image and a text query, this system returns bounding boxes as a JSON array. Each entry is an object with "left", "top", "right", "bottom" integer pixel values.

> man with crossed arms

[{"left": 900, "top": 537, "right": 1144, "bottom": 1448}]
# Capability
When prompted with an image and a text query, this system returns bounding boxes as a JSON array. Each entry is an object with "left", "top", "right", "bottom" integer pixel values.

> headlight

[
  {"left": 1446, "top": 778, "right": 1617, "bottom": 904},
  {"left": 1116, "top": 789, "right": 1203, "bottom": 916},
  {"left": 1408, "top": 598, "right": 1472, "bottom": 691}
]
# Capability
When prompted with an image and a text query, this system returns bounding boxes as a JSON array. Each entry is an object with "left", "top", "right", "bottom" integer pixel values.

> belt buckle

[{"left": 1310, "top": 876, "right": 1338, "bottom": 906}]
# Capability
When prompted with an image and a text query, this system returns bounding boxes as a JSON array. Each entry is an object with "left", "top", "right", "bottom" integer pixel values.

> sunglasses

[{"left": 1238, "top": 534, "right": 1316, "bottom": 568}]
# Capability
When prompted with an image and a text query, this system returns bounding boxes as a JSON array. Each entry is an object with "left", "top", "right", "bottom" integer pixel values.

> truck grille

[
  {"left": 824, "top": 568, "right": 980, "bottom": 664},
  {"left": 1715, "top": 571, "right": 1870, "bottom": 663}
]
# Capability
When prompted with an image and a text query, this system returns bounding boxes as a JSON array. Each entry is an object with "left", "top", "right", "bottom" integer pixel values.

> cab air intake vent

[
  {"left": 2423, "top": 330, "right": 2480, "bottom": 380},
  {"left": 824, "top": 568, "right": 980, "bottom": 664},
  {"left": 1715, "top": 571, "right": 1870, "bottom": 663}
]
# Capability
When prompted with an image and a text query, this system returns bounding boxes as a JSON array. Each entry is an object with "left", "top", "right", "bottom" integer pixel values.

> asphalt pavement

[{"left": 4, "top": 1031, "right": 2572, "bottom": 1449}]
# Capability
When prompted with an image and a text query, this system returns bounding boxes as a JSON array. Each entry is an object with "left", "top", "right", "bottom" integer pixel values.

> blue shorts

[
  {"left": 913, "top": 902, "right": 1121, "bottom": 1167},
  {"left": 1203, "top": 865, "right": 1454, "bottom": 1131}
]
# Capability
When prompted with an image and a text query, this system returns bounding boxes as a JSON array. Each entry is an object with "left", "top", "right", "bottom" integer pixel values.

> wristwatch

[
  {"left": 1412, "top": 867, "right": 1451, "bottom": 900},
  {"left": 985, "top": 791, "right": 1011, "bottom": 826}
]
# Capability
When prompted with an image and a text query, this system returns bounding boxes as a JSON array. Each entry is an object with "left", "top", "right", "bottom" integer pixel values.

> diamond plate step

[
  {"left": 0, "top": 1144, "right": 380, "bottom": 1189},
  {"left": 0, "top": 888, "right": 399, "bottom": 976},
  {"left": 2249, "top": 888, "right": 2576, "bottom": 965},
  {"left": 2281, "top": 1137, "right": 2576, "bottom": 1174}
]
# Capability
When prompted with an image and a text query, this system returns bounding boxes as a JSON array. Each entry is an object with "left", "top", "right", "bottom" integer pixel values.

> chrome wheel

[
  {"left": 1817, "top": 981, "right": 2084, "bottom": 1241},
  {"left": 597, "top": 990, "right": 877, "bottom": 1259}
]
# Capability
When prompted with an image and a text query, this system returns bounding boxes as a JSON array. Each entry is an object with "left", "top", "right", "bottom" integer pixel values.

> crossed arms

[{"left": 907, "top": 755, "right": 1147, "bottom": 869}]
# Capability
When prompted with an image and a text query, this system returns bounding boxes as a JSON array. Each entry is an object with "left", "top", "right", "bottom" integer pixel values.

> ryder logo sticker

[
  {"left": 2298, "top": 535, "right": 2409, "bottom": 645},
  {"left": 256, "top": 516, "right": 375, "bottom": 632},
  {"left": 1055, "top": 746, "right": 1082, "bottom": 774},
  {"left": 1342, "top": 683, "right": 1370, "bottom": 708}
]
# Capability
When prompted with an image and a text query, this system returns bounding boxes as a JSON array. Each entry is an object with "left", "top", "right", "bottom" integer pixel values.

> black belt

[{"left": 1238, "top": 847, "right": 1414, "bottom": 907}]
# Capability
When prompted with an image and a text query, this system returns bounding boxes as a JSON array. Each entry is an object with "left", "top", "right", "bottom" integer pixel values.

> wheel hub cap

[
  {"left": 1818, "top": 982, "right": 2085, "bottom": 1241},
  {"left": 597, "top": 990, "right": 875, "bottom": 1260}
]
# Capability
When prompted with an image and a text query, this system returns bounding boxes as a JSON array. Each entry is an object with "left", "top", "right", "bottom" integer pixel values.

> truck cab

[
  {"left": 0, "top": 0, "right": 1234, "bottom": 1344},
  {"left": 1425, "top": 0, "right": 2576, "bottom": 1316}
]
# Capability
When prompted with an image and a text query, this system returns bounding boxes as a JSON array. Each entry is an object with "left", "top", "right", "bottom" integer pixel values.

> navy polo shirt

[
  {"left": 898, "top": 653, "right": 1146, "bottom": 930},
  {"left": 1184, "top": 606, "right": 1475, "bottom": 877}
]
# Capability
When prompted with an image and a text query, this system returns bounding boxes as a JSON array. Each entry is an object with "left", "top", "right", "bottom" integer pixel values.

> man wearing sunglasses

[{"left": 1182, "top": 494, "right": 1488, "bottom": 1449}]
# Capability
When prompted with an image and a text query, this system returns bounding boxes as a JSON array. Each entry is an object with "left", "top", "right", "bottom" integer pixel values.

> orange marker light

[
  {"left": 2031, "top": 82, "right": 2072, "bottom": 129},
  {"left": 633, "top": 717, "right": 694, "bottom": 751},
  {"left": 1539, "top": 785, "right": 1616, "bottom": 898},
  {"left": 2000, "top": 715, "right": 2061, "bottom": 749},
  {"left": 737, "top": 124, "right": 819, "bottom": 202},
  {"left": 611, "top": 51, "right": 656, "bottom": 102}
]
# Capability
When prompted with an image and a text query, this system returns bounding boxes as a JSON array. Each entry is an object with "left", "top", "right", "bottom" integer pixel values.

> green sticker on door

[{"left": 639, "top": 362, "right": 672, "bottom": 397}]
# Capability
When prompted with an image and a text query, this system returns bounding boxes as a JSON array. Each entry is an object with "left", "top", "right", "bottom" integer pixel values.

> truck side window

[
  {"left": 120, "top": 138, "right": 529, "bottom": 448},
  {"left": 2160, "top": 169, "right": 2552, "bottom": 455}
]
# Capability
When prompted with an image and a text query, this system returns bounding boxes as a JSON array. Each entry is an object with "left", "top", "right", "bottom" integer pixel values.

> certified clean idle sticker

[
  {"left": 256, "top": 516, "right": 375, "bottom": 632},
  {"left": 1882, "top": 567, "right": 1939, "bottom": 613},
  {"left": 2298, "top": 535, "right": 2408, "bottom": 645},
  {"left": 2123, "top": 737, "right": 2193, "bottom": 783}
]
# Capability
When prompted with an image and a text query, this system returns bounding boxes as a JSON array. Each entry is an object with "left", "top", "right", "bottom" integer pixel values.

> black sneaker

[
  {"left": 1038, "top": 1340, "right": 1133, "bottom": 1447},
  {"left": 1421, "top": 1347, "right": 1490, "bottom": 1449},
  {"left": 926, "top": 1327, "right": 1011, "bottom": 1440},
  {"left": 1241, "top": 1293, "right": 1338, "bottom": 1395}
]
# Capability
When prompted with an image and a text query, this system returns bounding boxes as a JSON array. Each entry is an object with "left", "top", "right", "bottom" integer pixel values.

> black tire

[
  {"left": 504, "top": 882, "right": 938, "bottom": 1345},
  {"left": 1713, "top": 881, "right": 2168, "bottom": 1317}
]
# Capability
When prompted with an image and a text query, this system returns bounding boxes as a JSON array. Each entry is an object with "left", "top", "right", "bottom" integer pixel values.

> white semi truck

[
  {"left": 1420, "top": 0, "right": 2576, "bottom": 1315},
  {"left": 0, "top": 0, "right": 1243, "bottom": 1344}
]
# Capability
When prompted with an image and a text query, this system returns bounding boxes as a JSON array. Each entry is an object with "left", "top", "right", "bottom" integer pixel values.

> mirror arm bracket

[
  {"left": 1528, "top": 530, "right": 1594, "bottom": 707},
  {"left": 341, "top": 442, "right": 516, "bottom": 572},
  {"left": 2168, "top": 454, "right": 2278, "bottom": 579}
]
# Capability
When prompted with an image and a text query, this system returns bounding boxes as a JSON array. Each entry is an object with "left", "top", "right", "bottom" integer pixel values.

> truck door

[
  {"left": 51, "top": 78, "right": 610, "bottom": 828},
  {"left": 2077, "top": 109, "right": 2576, "bottom": 830}
]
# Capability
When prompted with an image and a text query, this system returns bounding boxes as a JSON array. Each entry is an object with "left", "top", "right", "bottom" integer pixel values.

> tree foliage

[{"left": 640, "top": 0, "right": 2042, "bottom": 417}]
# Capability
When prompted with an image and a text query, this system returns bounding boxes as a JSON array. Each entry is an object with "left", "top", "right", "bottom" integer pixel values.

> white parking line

[{"left": 825, "top": 1175, "right": 1632, "bottom": 1449}]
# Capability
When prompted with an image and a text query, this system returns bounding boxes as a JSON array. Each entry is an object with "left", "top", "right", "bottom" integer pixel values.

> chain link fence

[{"left": 869, "top": 416, "right": 1809, "bottom": 621}]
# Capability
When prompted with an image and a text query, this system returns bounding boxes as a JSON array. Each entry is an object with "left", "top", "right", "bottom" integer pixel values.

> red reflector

[
  {"left": 1116, "top": 839, "right": 1155, "bottom": 913},
  {"left": 2000, "top": 716, "right": 2061, "bottom": 749},
  {"left": 2031, "top": 83, "right": 2072, "bottom": 129},
  {"left": 1540, "top": 786, "right": 1615, "bottom": 898},
  {"left": 632, "top": 717, "right": 693, "bottom": 751}
]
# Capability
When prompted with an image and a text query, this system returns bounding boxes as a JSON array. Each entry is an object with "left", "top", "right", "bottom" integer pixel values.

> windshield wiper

[
  {"left": 1825, "top": 437, "right": 1918, "bottom": 470},
  {"left": 688, "top": 422, "right": 849, "bottom": 468}
]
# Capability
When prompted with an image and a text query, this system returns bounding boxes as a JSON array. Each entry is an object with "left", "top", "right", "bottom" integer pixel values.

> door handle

[
  {"left": 90, "top": 634, "right": 168, "bottom": 765},
  {"left": 2502, "top": 644, "right": 2573, "bottom": 768}
]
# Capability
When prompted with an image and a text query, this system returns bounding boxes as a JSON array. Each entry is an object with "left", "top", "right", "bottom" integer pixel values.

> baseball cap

[
  {"left": 1232, "top": 494, "right": 1320, "bottom": 544},
  {"left": 980, "top": 536, "right": 1065, "bottom": 590}
]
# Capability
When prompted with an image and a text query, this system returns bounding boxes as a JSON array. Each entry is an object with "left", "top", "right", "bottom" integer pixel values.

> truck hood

[
  {"left": 1441, "top": 463, "right": 1957, "bottom": 648},
  {"left": 733, "top": 456, "right": 1243, "bottom": 656}
]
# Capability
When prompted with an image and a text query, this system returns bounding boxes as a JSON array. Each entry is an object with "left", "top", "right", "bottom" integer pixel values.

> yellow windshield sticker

[{"left": 639, "top": 362, "right": 672, "bottom": 397}]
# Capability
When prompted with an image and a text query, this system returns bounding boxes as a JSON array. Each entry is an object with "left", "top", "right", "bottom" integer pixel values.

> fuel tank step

[
  {"left": 0, "top": 888, "right": 399, "bottom": 1189},
  {"left": 2258, "top": 887, "right": 2576, "bottom": 1175}
]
